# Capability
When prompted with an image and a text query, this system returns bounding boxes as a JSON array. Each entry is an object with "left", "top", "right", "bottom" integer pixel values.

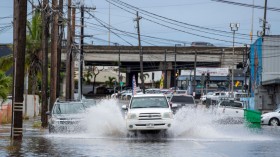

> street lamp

[
  {"left": 230, "top": 23, "right": 239, "bottom": 97},
  {"left": 174, "top": 44, "right": 181, "bottom": 91}
]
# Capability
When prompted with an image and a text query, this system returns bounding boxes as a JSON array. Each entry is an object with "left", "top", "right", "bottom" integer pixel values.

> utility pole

[
  {"left": 41, "top": 0, "right": 49, "bottom": 128},
  {"left": 164, "top": 49, "right": 167, "bottom": 89},
  {"left": 193, "top": 50, "right": 197, "bottom": 96},
  {"left": 71, "top": 6, "right": 76, "bottom": 99},
  {"left": 263, "top": 0, "right": 267, "bottom": 36},
  {"left": 66, "top": 0, "right": 72, "bottom": 100},
  {"left": 56, "top": 0, "right": 63, "bottom": 99},
  {"left": 12, "top": 0, "right": 27, "bottom": 140},
  {"left": 50, "top": 0, "right": 59, "bottom": 110},
  {"left": 230, "top": 23, "right": 239, "bottom": 97},
  {"left": 78, "top": 4, "right": 84, "bottom": 100},
  {"left": 135, "top": 11, "right": 145, "bottom": 94},
  {"left": 174, "top": 44, "right": 181, "bottom": 91}
]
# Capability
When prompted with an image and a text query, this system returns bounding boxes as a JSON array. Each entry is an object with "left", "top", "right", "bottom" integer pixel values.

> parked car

[
  {"left": 46, "top": 100, "right": 86, "bottom": 133},
  {"left": 122, "top": 94, "right": 174, "bottom": 134},
  {"left": 169, "top": 94, "right": 196, "bottom": 113},
  {"left": 261, "top": 108, "right": 280, "bottom": 126}
]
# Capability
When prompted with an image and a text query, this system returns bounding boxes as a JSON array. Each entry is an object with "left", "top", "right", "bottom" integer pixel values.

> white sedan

[{"left": 261, "top": 108, "right": 280, "bottom": 126}]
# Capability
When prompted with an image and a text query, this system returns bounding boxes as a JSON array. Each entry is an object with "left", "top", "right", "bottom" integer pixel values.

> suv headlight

[
  {"left": 127, "top": 113, "right": 137, "bottom": 119},
  {"left": 163, "top": 112, "right": 173, "bottom": 119}
]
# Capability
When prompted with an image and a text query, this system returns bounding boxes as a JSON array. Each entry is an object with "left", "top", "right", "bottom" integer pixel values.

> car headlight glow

[
  {"left": 163, "top": 112, "right": 173, "bottom": 119},
  {"left": 127, "top": 113, "right": 137, "bottom": 119}
]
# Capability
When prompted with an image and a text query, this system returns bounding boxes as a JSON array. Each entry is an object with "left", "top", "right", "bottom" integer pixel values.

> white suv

[{"left": 122, "top": 94, "right": 174, "bottom": 132}]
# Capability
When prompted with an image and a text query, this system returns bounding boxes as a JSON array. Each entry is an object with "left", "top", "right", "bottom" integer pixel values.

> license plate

[{"left": 146, "top": 123, "right": 154, "bottom": 128}]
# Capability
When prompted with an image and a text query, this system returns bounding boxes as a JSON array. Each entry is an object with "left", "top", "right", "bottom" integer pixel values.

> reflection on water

[{"left": 1, "top": 99, "right": 280, "bottom": 156}]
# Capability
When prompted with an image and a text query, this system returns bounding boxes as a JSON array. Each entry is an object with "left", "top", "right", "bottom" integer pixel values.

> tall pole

[
  {"left": 12, "top": 0, "right": 27, "bottom": 140},
  {"left": 41, "top": 0, "right": 49, "bottom": 128},
  {"left": 71, "top": 6, "right": 76, "bottom": 99},
  {"left": 263, "top": 0, "right": 267, "bottom": 36},
  {"left": 79, "top": 4, "right": 84, "bottom": 100},
  {"left": 66, "top": 0, "right": 72, "bottom": 100},
  {"left": 57, "top": 0, "right": 63, "bottom": 98},
  {"left": 174, "top": 47, "right": 177, "bottom": 90},
  {"left": 230, "top": 23, "right": 239, "bottom": 97},
  {"left": 50, "top": 0, "right": 59, "bottom": 111},
  {"left": 164, "top": 49, "right": 167, "bottom": 88},
  {"left": 135, "top": 11, "right": 145, "bottom": 94},
  {"left": 118, "top": 46, "right": 120, "bottom": 83},
  {"left": 193, "top": 50, "right": 197, "bottom": 96}
]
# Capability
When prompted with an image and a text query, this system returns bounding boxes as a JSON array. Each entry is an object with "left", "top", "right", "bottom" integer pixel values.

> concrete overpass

[{"left": 62, "top": 45, "right": 248, "bottom": 88}]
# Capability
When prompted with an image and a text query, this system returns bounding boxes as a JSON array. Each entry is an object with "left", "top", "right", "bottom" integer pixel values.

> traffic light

[
  {"left": 201, "top": 73, "right": 205, "bottom": 86},
  {"left": 227, "top": 74, "right": 231, "bottom": 83},
  {"left": 175, "top": 72, "right": 179, "bottom": 78},
  {"left": 206, "top": 73, "right": 210, "bottom": 82}
]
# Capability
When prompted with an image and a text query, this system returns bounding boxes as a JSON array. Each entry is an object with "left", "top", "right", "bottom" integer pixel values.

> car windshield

[
  {"left": 130, "top": 97, "right": 168, "bottom": 109},
  {"left": 171, "top": 96, "right": 194, "bottom": 104},
  {"left": 53, "top": 102, "right": 85, "bottom": 114},
  {"left": 220, "top": 101, "right": 243, "bottom": 108}
]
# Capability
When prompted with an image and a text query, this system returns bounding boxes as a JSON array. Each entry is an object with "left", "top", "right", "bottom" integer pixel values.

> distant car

[
  {"left": 200, "top": 92, "right": 214, "bottom": 103},
  {"left": 214, "top": 100, "right": 244, "bottom": 123},
  {"left": 169, "top": 94, "right": 196, "bottom": 113},
  {"left": 191, "top": 42, "right": 215, "bottom": 47},
  {"left": 46, "top": 100, "right": 86, "bottom": 133},
  {"left": 261, "top": 108, "right": 280, "bottom": 126},
  {"left": 175, "top": 90, "right": 188, "bottom": 95},
  {"left": 122, "top": 94, "right": 174, "bottom": 134}
]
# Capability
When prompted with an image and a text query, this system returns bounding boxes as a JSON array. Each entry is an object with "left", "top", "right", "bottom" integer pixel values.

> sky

[{"left": 0, "top": 0, "right": 280, "bottom": 47}]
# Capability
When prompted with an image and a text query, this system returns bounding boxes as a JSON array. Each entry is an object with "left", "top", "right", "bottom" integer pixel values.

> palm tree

[
  {"left": 105, "top": 77, "right": 116, "bottom": 88},
  {"left": 0, "top": 71, "right": 12, "bottom": 101},
  {"left": 143, "top": 73, "right": 149, "bottom": 81},
  {"left": 0, "top": 54, "right": 13, "bottom": 72},
  {"left": 84, "top": 69, "right": 93, "bottom": 84},
  {"left": 25, "top": 10, "right": 43, "bottom": 94}
]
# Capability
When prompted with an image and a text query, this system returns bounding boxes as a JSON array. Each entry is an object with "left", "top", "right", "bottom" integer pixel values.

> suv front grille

[{"left": 139, "top": 113, "right": 161, "bottom": 120}]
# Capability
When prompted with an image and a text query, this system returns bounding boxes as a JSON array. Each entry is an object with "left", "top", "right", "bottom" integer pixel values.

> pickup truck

[
  {"left": 214, "top": 100, "right": 244, "bottom": 124},
  {"left": 122, "top": 94, "right": 174, "bottom": 135}
]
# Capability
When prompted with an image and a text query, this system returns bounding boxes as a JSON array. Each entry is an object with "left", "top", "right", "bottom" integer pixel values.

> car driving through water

[
  {"left": 47, "top": 100, "right": 86, "bottom": 133},
  {"left": 122, "top": 94, "right": 174, "bottom": 135}
]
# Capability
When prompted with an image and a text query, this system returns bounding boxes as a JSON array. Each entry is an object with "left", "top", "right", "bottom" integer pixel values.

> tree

[
  {"left": 105, "top": 77, "right": 116, "bottom": 88},
  {"left": 0, "top": 71, "right": 12, "bottom": 101},
  {"left": 0, "top": 54, "right": 13, "bottom": 72},
  {"left": 91, "top": 66, "right": 104, "bottom": 91},
  {"left": 143, "top": 73, "right": 149, "bottom": 81},
  {"left": 26, "top": 10, "right": 43, "bottom": 95},
  {"left": 84, "top": 69, "right": 93, "bottom": 84}
]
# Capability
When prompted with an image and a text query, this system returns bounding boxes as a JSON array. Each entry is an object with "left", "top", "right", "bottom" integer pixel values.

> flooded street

[{"left": 1, "top": 99, "right": 280, "bottom": 157}]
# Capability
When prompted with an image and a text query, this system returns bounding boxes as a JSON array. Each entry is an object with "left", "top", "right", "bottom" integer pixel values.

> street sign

[{"left": 120, "top": 82, "right": 124, "bottom": 86}]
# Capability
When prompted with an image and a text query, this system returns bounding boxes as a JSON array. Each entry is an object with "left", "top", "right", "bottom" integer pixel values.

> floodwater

[{"left": 1, "top": 99, "right": 280, "bottom": 157}]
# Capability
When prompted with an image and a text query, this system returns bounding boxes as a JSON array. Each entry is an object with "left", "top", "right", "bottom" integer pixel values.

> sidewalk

[{"left": 0, "top": 116, "right": 42, "bottom": 134}]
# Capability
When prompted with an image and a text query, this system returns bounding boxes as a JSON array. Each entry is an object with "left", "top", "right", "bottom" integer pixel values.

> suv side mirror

[{"left": 121, "top": 105, "right": 128, "bottom": 110}]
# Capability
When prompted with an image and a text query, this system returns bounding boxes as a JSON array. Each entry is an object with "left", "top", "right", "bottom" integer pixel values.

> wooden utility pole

[
  {"left": 56, "top": 0, "right": 63, "bottom": 98},
  {"left": 263, "top": 0, "right": 268, "bottom": 36},
  {"left": 71, "top": 7, "right": 76, "bottom": 99},
  {"left": 79, "top": 4, "right": 85, "bottom": 99},
  {"left": 12, "top": 0, "right": 27, "bottom": 140},
  {"left": 41, "top": 0, "right": 49, "bottom": 128},
  {"left": 66, "top": 0, "right": 72, "bottom": 100},
  {"left": 135, "top": 11, "right": 145, "bottom": 94},
  {"left": 50, "top": 0, "right": 59, "bottom": 110}
]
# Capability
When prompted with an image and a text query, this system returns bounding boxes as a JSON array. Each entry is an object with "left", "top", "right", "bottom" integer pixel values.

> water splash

[{"left": 81, "top": 99, "right": 126, "bottom": 137}]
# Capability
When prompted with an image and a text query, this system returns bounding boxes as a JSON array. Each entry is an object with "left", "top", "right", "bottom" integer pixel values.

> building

[{"left": 250, "top": 36, "right": 280, "bottom": 112}]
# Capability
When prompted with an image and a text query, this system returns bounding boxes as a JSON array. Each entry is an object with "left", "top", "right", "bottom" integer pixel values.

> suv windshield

[
  {"left": 53, "top": 102, "right": 85, "bottom": 114},
  {"left": 130, "top": 97, "right": 168, "bottom": 109},
  {"left": 171, "top": 96, "right": 194, "bottom": 104}
]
